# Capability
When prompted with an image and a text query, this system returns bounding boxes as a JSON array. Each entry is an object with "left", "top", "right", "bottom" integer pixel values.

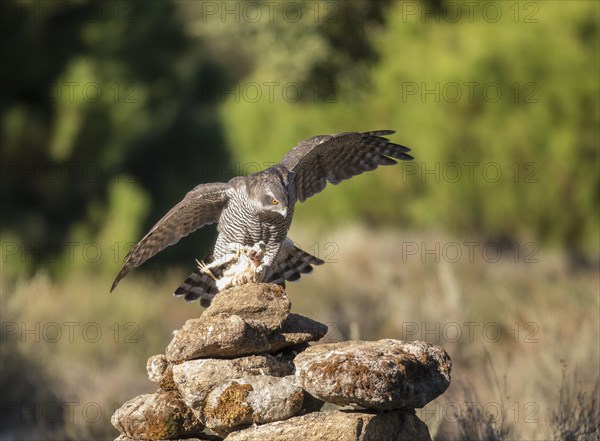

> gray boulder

[
  {"left": 166, "top": 314, "right": 270, "bottom": 362},
  {"left": 111, "top": 390, "right": 204, "bottom": 440},
  {"left": 172, "top": 354, "right": 294, "bottom": 421},
  {"left": 203, "top": 375, "right": 304, "bottom": 436},
  {"left": 203, "top": 283, "right": 290, "bottom": 331},
  {"left": 166, "top": 313, "right": 327, "bottom": 363},
  {"left": 294, "top": 339, "right": 451, "bottom": 410},
  {"left": 224, "top": 409, "right": 431, "bottom": 441},
  {"left": 147, "top": 354, "right": 176, "bottom": 391},
  {"left": 115, "top": 435, "right": 220, "bottom": 441}
]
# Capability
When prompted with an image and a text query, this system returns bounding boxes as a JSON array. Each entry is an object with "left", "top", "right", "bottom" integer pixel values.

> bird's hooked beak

[{"left": 276, "top": 206, "right": 287, "bottom": 218}]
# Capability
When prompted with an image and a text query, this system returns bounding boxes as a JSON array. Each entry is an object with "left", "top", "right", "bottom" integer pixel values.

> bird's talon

[{"left": 196, "top": 259, "right": 218, "bottom": 281}]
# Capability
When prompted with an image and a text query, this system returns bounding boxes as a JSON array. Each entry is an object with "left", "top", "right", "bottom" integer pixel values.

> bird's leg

[
  {"left": 254, "top": 242, "right": 280, "bottom": 282},
  {"left": 212, "top": 251, "right": 242, "bottom": 268}
]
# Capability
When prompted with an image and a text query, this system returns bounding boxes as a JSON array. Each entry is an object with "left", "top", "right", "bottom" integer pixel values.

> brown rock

[
  {"left": 111, "top": 390, "right": 204, "bottom": 440},
  {"left": 267, "top": 313, "right": 328, "bottom": 352},
  {"left": 172, "top": 354, "right": 294, "bottom": 421},
  {"left": 203, "top": 375, "right": 304, "bottom": 436},
  {"left": 203, "top": 283, "right": 290, "bottom": 331},
  {"left": 115, "top": 435, "right": 220, "bottom": 441},
  {"left": 166, "top": 314, "right": 270, "bottom": 362},
  {"left": 294, "top": 339, "right": 451, "bottom": 410},
  {"left": 299, "top": 391, "right": 325, "bottom": 414},
  {"left": 147, "top": 354, "right": 176, "bottom": 391},
  {"left": 166, "top": 313, "right": 327, "bottom": 363},
  {"left": 223, "top": 409, "right": 431, "bottom": 441}
]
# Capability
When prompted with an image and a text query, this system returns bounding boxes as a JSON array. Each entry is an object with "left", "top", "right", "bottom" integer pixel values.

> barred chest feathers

[{"left": 216, "top": 174, "right": 292, "bottom": 249}]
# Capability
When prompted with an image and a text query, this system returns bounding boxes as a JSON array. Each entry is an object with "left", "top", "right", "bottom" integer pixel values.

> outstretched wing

[
  {"left": 111, "top": 182, "right": 232, "bottom": 292},
  {"left": 279, "top": 130, "right": 412, "bottom": 202}
]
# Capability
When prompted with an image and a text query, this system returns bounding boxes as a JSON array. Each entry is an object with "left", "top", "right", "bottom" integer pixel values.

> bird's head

[
  {"left": 260, "top": 184, "right": 288, "bottom": 218},
  {"left": 247, "top": 169, "right": 290, "bottom": 218}
]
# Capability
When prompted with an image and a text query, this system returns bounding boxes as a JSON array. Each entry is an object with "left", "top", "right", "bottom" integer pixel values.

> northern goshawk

[{"left": 111, "top": 130, "right": 412, "bottom": 305}]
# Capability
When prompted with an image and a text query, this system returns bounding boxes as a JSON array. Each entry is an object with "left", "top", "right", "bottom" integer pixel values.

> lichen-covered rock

[
  {"left": 114, "top": 283, "right": 449, "bottom": 441},
  {"left": 223, "top": 409, "right": 431, "bottom": 441},
  {"left": 111, "top": 390, "right": 204, "bottom": 440},
  {"left": 203, "top": 375, "right": 304, "bottom": 436},
  {"left": 203, "top": 283, "right": 290, "bottom": 331},
  {"left": 115, "top": 434, "right": 220, "bottom": 441},
  {"left": 172, "top": 354, "right": 294, "bottom": 421},
  {"left": 147, "top": 354, "right": 176, "bottom": 391},
  {"left": 166, "top": 313, "right": 270, "bottom": 362},
  {"left": 166, "top": 313, "right": 327, "bottom": 363},
  {"left": 294, "top": 339, "right": 451, "bottom": 410}
]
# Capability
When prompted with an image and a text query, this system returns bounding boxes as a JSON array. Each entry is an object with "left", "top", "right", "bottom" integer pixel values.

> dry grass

[
  {"left": 0, "top": 268, "right": 194, "bottom": 440},
  {"left": 287, "top": 226, "right": 599, "bottom": 440},
  {"left": 550, "top": 366, "right": 599, "bottom": 441},
  {"left": 1, "top": 226, "right": 598, "bottom": 440}
]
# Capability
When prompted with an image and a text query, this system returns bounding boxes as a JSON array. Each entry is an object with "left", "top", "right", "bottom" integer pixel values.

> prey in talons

[{"left": 196, "top": 242, "right": 267, "bottom": 292}]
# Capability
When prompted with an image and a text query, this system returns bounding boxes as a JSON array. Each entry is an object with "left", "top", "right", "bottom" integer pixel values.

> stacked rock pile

[{"left": 112, "top": 284, "right": 452, "bottom": 441}]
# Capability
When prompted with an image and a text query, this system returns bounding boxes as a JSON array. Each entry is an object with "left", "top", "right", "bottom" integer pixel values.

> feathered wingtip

[{"left": 368, "top": 130, "right": 414, "bottom": 162}]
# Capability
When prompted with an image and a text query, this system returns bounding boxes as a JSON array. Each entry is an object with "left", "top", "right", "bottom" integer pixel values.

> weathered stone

[
  {"left": 166, "top": 314, "right": 270, "bottom": 362},
  {"left": 267, "top": 313, "right": 328, "bottom": 352},
  {"left": 203, "top": 283, "right": 290, "bottom": 331},
  {"left": 115, "top": 435, "right": 220, "bottom": 441},
  {"left": 111, "top": 390, "right": 204, "bottom": 440},
  {"left": 147, "top": 354, "right": 176, "bottom": 391},
  {"left": 223, "top": 409, "right": 431, "bottom": 441},
  {"left": 300, "top": 391, "right": 325, "bottom": 414},
  {"left": 294, "top": 339, "right": 451, "bottom": 410},
  {"left": 203, "top": 375, "right": 304, "bottom": 436},
  {"left": 166, "top": 313, "right": 327, "bottom": 363},
  {"left": 172, "top": 354, "right": 294, "bottom": 421}
]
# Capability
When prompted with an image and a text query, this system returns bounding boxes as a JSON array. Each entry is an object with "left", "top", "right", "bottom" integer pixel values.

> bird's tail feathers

[
  {"left": 268, "top": 244, "right": 324, "bottom": 285},
  {"left": 174, "top": 257, "right": 219, "bottom": 307}
]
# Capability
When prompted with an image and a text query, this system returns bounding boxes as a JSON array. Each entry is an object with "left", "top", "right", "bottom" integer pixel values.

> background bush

[{"left": 2, "top": 1, "right": 598, "bottom": 281}]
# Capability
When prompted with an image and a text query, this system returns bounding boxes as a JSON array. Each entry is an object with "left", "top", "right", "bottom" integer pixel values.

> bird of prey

[{"left": 111, "top": 130, "right": 413, "bottom": 305}]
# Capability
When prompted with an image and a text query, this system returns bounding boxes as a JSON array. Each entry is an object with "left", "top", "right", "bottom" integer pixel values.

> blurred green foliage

[
  {"left": 1, "top": 0, "right": 232, "bottom": 278},
  {"left": 213, "top": 1, "right": 599, "bottom": 258},
  {"left": 1, "top": 0, "right": 598, "bottom": 281}
]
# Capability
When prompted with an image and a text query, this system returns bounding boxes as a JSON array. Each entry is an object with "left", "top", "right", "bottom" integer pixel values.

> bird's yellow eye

[{"left": 272, "top": 198, "right": 279, "bottom": 205}]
